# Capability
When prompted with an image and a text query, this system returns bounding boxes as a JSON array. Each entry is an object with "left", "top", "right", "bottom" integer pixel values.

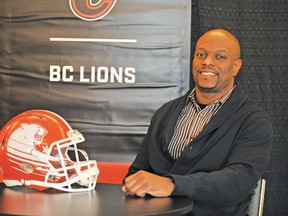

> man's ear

[{"left": 233, "top": 59, "right": 243, "bottom": 76}]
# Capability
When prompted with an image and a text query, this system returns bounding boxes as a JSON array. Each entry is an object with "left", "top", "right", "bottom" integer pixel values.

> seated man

[{"left": 122, "top": 29, "right": 273, "bottom": 216}]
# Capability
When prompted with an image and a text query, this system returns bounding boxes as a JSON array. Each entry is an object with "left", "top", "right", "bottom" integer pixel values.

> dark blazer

[{"left": 126, "top": 85, "right": 273, "bottom": 216}]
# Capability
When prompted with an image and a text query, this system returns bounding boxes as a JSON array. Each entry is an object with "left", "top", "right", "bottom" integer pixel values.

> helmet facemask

[{"left": 22, "top": 130, "right": 99, "bottom": 192}]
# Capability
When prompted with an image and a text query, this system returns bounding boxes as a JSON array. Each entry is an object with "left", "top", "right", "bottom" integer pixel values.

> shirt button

[
  {"left": 190, "top": 135, "right": 196, "bottom": 139},
  {"left": 199, "top": 113, "right": 204, "bottom": 117}
]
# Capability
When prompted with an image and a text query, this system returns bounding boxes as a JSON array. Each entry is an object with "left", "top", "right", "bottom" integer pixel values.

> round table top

[{"left": 0, "top": 183, "right": 193, "bottom": 216}]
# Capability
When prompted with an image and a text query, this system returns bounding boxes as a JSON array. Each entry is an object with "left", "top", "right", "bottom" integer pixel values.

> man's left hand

[{"left": 121, "top": 170, "right": 175, "bottom": 197}]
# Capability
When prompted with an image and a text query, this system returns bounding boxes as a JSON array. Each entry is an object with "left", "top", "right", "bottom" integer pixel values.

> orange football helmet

[{"left": 0, "top": 110, "right": 99, "bottom": 192}]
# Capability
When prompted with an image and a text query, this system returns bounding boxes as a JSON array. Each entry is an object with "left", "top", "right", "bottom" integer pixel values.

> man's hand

[{"left": 121, "top": 170, "right": 175, "bottom": 197}]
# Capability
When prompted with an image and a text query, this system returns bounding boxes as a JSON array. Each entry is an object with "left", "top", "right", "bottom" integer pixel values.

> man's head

[{"left": 192, "top": 29, "right": 242, "bottom": 101}]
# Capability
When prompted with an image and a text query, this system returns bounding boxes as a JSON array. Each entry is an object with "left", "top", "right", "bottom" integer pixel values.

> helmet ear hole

[{"left": 20, "top": 163, "right": 34, "bottom": 173}]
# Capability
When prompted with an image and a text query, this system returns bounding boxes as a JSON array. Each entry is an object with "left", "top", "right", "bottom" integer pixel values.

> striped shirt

[{"left": 168, "top": 87, "right": 235, "bottom": 159}]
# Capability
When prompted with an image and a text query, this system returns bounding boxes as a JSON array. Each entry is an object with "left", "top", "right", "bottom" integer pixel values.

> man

[{"left": 122, "top": 29, "right": 273, "bottom": 215}]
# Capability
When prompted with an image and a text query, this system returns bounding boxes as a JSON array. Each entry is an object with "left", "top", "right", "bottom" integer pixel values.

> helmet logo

[
  {"left": 11, "top": 124, "right": 48, "bottom": 150},
  {"left": 32, "top": 125, "right": 48, "bottom": 145}
]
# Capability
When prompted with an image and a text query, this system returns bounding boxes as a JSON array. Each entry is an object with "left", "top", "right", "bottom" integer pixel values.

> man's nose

[{"left": 202, "top": 55, "right": 214, "bottom": 66}]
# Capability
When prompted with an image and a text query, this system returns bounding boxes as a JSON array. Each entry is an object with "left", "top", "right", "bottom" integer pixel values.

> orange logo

[{"left": 69, "top": 0, "right": 117, "bottom": 21}]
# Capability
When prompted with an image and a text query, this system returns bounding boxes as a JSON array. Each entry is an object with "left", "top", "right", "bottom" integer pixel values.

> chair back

[{"left": 247, "top": 179, "right": 266, "bottom": 216}]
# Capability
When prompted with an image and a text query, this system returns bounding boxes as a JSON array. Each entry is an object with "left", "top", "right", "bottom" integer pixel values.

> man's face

[{"left": 192, "top": 32, "right": 242, "bottom": 95}]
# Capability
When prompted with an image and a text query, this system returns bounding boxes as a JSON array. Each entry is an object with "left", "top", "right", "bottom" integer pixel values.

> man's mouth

[
  {"left": 198, "top": 69, "right": 218, "bottom": 76},
  {"left": 199, "top": 71, "right": 217, "bottom": 76}
]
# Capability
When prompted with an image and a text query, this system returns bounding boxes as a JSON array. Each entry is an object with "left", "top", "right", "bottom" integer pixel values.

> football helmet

[{"left": 0, "top": 110, "right": 99, "bottom": 192}]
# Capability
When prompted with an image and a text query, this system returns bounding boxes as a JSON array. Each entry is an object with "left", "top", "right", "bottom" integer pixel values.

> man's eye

[
  {"left": 216, "top": 55, "right": 226, "bottom": 60},
  {"left": 196, "top": 53, "right": 206, "bottom": 58}
]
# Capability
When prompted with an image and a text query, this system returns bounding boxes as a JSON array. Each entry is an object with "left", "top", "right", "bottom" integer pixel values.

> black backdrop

[
  {"left": 0, "top": 0, "right": 191, "bottom": 162},
  {"left": 190, "top": 1, "right": 287, "bottom": 215}
]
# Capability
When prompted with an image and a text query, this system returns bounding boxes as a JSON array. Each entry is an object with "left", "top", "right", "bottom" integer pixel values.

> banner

[{"left": 0, "top": 0, "right": 191, "bottom": 162}]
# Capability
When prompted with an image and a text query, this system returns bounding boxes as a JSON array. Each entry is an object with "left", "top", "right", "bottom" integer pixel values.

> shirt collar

[{"left": 187, "top": 85, "right": 236, "bottom": 106}]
